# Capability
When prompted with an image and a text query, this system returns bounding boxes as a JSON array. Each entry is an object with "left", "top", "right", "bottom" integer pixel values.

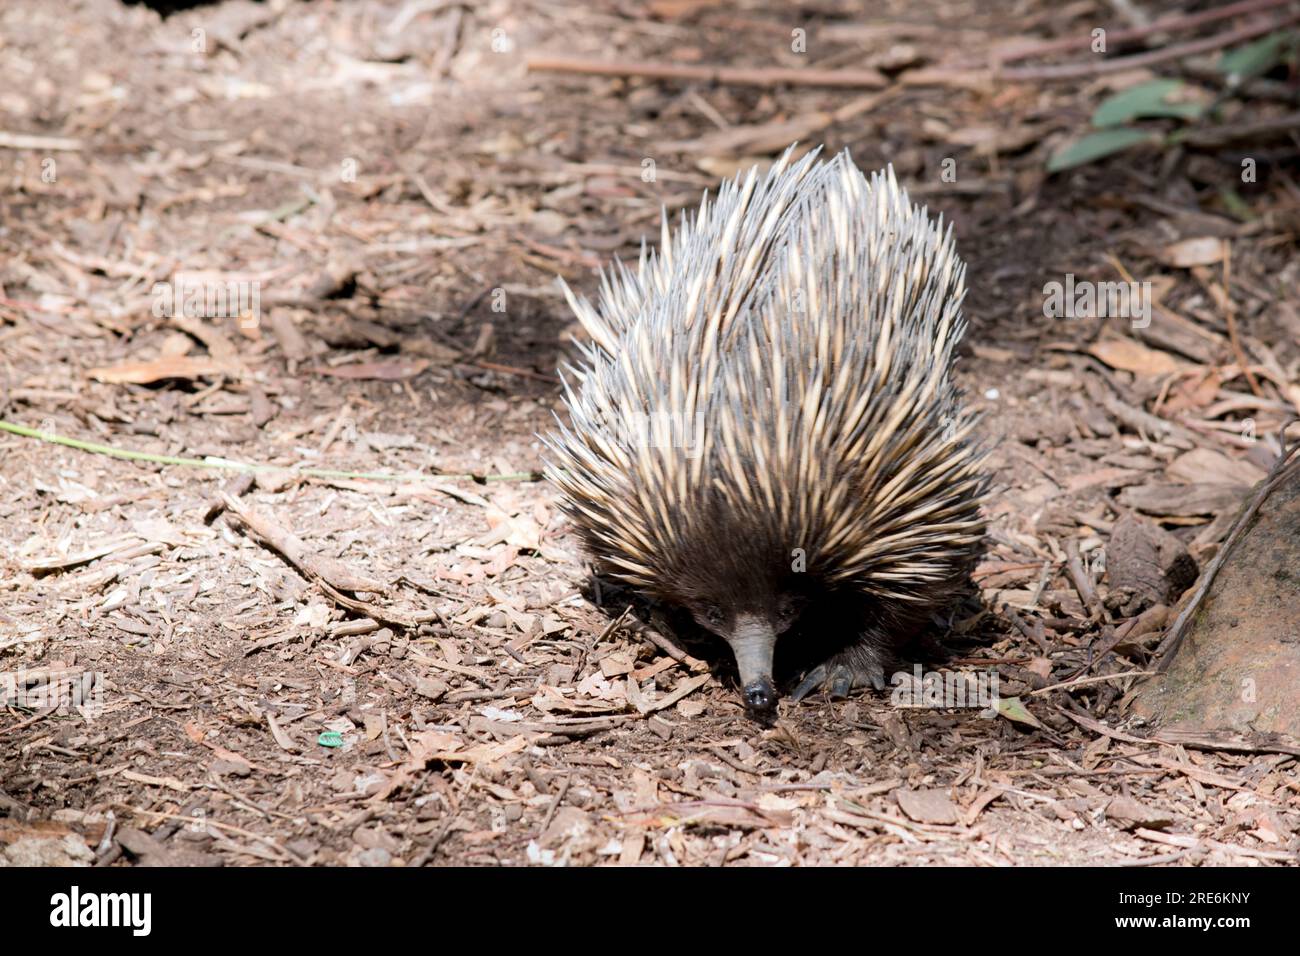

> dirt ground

[{"left": 2, "top": 0, "right": 1299, "bottom": 866}]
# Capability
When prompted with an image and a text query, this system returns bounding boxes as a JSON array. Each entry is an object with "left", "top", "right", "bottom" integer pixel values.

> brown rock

[{"left": 1131, "top": 456, "right": 1300, "bottom": 740}]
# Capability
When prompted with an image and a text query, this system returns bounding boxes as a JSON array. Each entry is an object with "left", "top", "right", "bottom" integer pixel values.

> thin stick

[
  {"left": 116, "top": 804, "right": 298, "bottom": 858},
  {"left": 994, "top": 0, "right": 1291, "bottom": 64},
  {"left": 1027, "top": 671, "right": 1156, "bottom": 697},
  {"left": 1059, "top": 703, "right": 1300, "bottom": 756},
  {"left": 537, "top": 773, "right": 573, "bottom": 835},
  {"left": 0, "top": 131, "right": 85, "bottom": 151},
  {"left": 997, "top": 14, "right": 1300, "bottom": 81},
  {"left": 914, "top": 13, "right": 1300, "bottom": 86},
  {"left": 0, "top": 419, "right": 537, "bottom": 483},
  {"left": 1002, "top": 604, "right": 1052, "bottom": 654},
  {"left": 1175, "top": 109, "right": 1300, "bottom": 147},
  {"left": 221, "top": 494, "right": 386, "bottom": 593},
  {"left": 1065, "top": 538, "right": 1106, "bottom": 622},
  {"left": 1221, "top": 244, "right": 1264, "bottom": 398},
  {"left": 526, "top": 56, "right": 886, "bottom": 89}
]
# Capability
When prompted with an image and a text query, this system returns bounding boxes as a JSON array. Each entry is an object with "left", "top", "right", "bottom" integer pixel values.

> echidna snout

[
  {"left": 730, "top": 616, "right": 779, "bottom": 721},
  {"left": 687, "top": 592, "right": 805, "bottom": 721}
]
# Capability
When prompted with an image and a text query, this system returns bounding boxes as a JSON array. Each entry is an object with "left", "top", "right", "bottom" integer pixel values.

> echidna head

[
  {"left": 661, "top": 527, "right": 813, "bottom": 722},
  {"left": 686, "top": 596, "right": 799, "bottom": 721}
]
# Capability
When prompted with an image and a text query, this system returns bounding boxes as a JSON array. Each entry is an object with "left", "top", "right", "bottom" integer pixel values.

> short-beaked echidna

[{"left": 544, "top": 146, "right": 989, "bottom": 721}]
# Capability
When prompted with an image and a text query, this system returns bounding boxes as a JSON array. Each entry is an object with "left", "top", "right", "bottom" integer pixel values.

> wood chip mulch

[{"left": 1, "top": 0, "right": 1297, "bottom": 866}]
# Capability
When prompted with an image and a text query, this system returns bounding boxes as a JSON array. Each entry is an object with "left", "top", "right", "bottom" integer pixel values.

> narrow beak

[{"left": 727, "top": 615, "right": 778, "bottom": 722}]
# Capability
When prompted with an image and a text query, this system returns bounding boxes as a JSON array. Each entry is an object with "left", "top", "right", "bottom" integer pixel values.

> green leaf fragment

[
  {"left": 1047, "top": 128, "right": 1155, "bottom": 172},
  {"left": 1218, "top": 31, "right": 1293, "bottom": 83},
  {"left": 1092, "top": 79, "right": 1203, "bottom": 127},
  {"left": 995, "top": 695, "right": 1044, "bottom": 729}
]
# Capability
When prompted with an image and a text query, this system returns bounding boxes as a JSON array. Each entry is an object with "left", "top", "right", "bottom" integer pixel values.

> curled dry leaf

[
  {"left": 1167, "top": 448, "right": 1267, "bottom": 486},
  {"left": 1088, "top": 337, "right": 1181, "bottom": 376},
  {"left": 310, "top": 359, "right": 429, "bottom": 380},
  {"left": 1157, "top": 237, "right": 1226, "bottom": 268},
  {"left": 87, "top": 355, "right": 229, "bottom": 384}
]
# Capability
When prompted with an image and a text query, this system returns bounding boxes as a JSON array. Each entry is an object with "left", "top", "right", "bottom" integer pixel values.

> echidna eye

[
  {"left": 703, "top": 605, "right": 725, "bottom": 627},
  {"left": 774, "top": 594, "right": 804, "bottom": 629}
]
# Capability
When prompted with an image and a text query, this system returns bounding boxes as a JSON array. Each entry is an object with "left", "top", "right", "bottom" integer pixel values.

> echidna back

[{"left": 546, "top": 146, "right": 988, "bottom": 610}]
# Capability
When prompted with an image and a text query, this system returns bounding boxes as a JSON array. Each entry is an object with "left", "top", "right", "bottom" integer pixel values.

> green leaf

[
  {"left": 1047, "top": 128, "right": 1155, "bottom": 172},
  {"left": 1218, "top": 31, "right": 1292, "bottom": 83},
  {"left": 994, "top": 696, "right": 1043, "bottom": 729},
  {"left": 1092, "top": 79, "right": 1202, "bottom": 127}
]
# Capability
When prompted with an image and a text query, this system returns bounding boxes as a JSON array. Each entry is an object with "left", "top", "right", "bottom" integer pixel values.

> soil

[{"left": 1, "top": 0, "right": 1298, "bottom": 866}]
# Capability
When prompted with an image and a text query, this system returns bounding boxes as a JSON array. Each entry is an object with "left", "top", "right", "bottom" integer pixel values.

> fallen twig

[
  {"left": 911, "top": 12, "right": 1300, "bottom": 85},
  {"left": 1027, "top": 671, "right": 1156, "bottom": 697},
  {"left": 1059, "top": 703, "right": 1300, "bottom": 757},
  {"left": 998, "top": 13, "right": 1300, "bottom": 81},
  {"left": 1065, "top": 538, "right": 1106, "bottom": 622},
  {"left": 1175, "top": 109, "right": 1300, "bottom": 148},
  {"left": 315, "top": 578, "right": 433, "bottom": 630},
  {"left": 994, "top": 0, "right": 1292, "bottom": 64},
  {"left": 0, "top": 130, "right": 85, "bottom": 151},
  {"left": 221, "top": 494, "right": 386, "bottom": 594},
  {"left": 526, "top": 56, "right": 886, "bottom": 89},
  {"left": 0, "top": 419, "right": 536, "bottom": 483}
]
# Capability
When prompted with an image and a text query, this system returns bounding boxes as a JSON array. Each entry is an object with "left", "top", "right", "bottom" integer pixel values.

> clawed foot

[{"left": 791, "top": 647, "right": 888, "bottom": 703}]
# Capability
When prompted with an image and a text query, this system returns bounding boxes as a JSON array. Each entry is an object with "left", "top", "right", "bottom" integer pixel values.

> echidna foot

[{"left": 790, "top": 645, "right": 889, "bottom": 703}]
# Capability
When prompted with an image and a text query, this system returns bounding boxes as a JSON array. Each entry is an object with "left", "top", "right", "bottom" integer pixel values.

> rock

[
  {"left": 1, "top": 834, "right": 93, "bottom": 867},
  {"left": 1131, "top": 456, "right": 1300, "bottom": 740}
]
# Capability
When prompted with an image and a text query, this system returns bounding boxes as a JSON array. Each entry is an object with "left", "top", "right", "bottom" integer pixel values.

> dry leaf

[
  {"left": 1119, "top": 482, "right": 1248, "bottom": 516},
  {"left": 1106, "top": 796, "right": 1173, "bottom": 831},
  {"left": 87, "top": 355, "right": 227, "bottom": 384},
  {"left": 1088, "top": 338, "right": 1181, "bottom": 376},
  {"left": 311, "top": 359, "right": 429, "bottom": 380},
  {"left": 1157, "top": 237, "right": 1225, "bottom": 268},
  {"left": 1064, "top": 466, "right": 1145, "bottom": 493},
  {"left": 1162, "top": 369, "right": 1222, "bottom": 414},
  {"left": 1167, "top": 448, "right": 1266, "bottom": 486},
  {"left": 895, "top": 788, "right": 960, "bottom": 825},
  {"left": 946, "top": 124, "right": 1044, "bottom": 155}
]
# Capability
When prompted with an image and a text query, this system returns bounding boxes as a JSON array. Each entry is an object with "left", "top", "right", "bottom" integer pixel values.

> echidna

[{"left": 544, "top": 145, "right": 989, "bottom": 721}]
